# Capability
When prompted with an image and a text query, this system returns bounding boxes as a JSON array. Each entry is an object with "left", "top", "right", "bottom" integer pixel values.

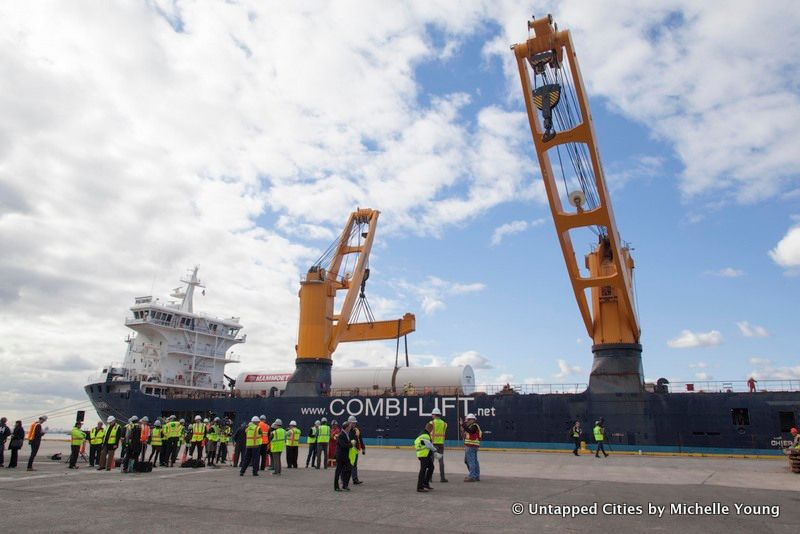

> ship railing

[
  {"left": 660, "top": 379, "right": 800, "bottom": 393},
  {"left": 125, "top": 316, "right": 244, "bottom": 341},
  {"left": 166, "top": 344, "right": 240, "bottom": 361}
]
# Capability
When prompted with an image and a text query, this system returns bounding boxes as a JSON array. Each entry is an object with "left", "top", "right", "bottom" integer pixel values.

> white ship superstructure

[{"left": 98, "top": 267, "right": 245, "bottom": 397}]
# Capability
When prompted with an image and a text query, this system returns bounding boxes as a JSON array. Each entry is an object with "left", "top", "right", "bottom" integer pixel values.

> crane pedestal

[
  {"left": 283, "top": 358, "right": 332, "bottom": 397},
  {"left": 589, "top": 343, "right": 643, "bottom": 394}
]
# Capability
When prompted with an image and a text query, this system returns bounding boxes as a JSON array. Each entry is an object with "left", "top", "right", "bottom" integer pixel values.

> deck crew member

[
  {"left": 593, "top": 418, "right": 608, "bottom": 458},
  {"left": 98, "top": 416, "right": 121, "bottom": 471},
  {"left": 258, "top": 415, "right": 270, "bottom": 470},
  {"left": 333, "top": 420, "right": 354, "bottom": 491},
  {"left": 68, "top": 421, "right": 86, "bottom": 469},
  {"left": 88, "top": 421, "right": 104, "bottom": 467},
  {"left": 429, "top": 408, "right": 448, "bottom": 482},
  {"left": 139, "top": 416, "right": 150, "bottom": 462},
  {"left": 148, "top": 420, "right": 163, "bottom": 466},
  {"left": 286, "top": 421, "right": 301, "bottom": 468},
  {"left": 305, "top": 421, "right": 319, "bottom": 468},
  {"left": 415, "top": 423, "right": 436, "bottom": 492},
  {"left": 239, "top": 416, "right": 263, "bottom": 476},
  {"left": 570, "top": 421, "right": 582, "bottom": 456},
  {"left": 316, "top": 417, "right": 331, "bottom": 469},
  {"left": 189, "top": 415, "right": 205, "bottom": 460},
  {"left": 462, "top": 414, "right": 481, "bottom": 482},
  {"left": 348, "top": 416, "right": 365, "bottom": 484},
  {"left": 270, "top": 419, "right": 285, "bottom": 475},
  {"left": 26, "top": 415, "right": 47, "bottom": 471}
]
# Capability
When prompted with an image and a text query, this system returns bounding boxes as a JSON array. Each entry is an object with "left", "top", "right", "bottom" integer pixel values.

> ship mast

[{"left": 171, "top": 266, "right": 204, "bottom": 314}]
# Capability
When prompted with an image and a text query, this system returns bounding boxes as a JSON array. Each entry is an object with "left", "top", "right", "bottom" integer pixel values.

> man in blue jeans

[{"left": 461, "top": 414, "right": 481, "bottom": 482}]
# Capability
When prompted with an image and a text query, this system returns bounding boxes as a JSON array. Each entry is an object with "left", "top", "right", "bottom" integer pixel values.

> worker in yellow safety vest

[
  {"left": 316, "top": 417, "right": 330, "bottom": 469},
  {"left": 98, "top": 415, "right": 120, "bottom": 471},
  {"left": 88, "top": 421, "right": 104, "bottom": 467},
  {"left": 285, "top": 421, "right": 301, "bottom": 468},
  {"left": 593, "top": 418, "right": 608, "bottom": 458},
  {"left": 189, "top": 415, "right": 205, "bottom": 460},
  {"left": 205, "top": 417, "right": 220, "bottom": 467},
  {"left": 414, "top": 422, "right": 436, "bottom": 492},
  {"left": 429, "top": 408, "right": 448, "bottom": 483},
  {"left": 270, "top": 419, "right": 286, "bottom": 475},
  {"left": 305, "top": 421, "right": 319, "bottom": 468},
  {"left": 239, "top": 416, "right": 264, "bottom": 476},
  {"left": 148, "top": 420, "right": 163, "bottom": 467},
  {"left": 68, "top": 421, "right": 86, "bottom": 469}
]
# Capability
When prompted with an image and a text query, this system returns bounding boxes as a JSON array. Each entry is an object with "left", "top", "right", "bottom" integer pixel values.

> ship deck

[{"left": 1, "top": 441, "right": 797, "bottom": 533}]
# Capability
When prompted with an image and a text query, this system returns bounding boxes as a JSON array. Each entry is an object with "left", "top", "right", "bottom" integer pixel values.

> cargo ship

[{"left": 85, "top": 17, "right": 799, "bottom": 456}]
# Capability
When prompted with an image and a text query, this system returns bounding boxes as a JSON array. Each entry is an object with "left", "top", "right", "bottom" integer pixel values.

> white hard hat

[
  {"left": 168, "top": 415, "right": 176, "bottom": 420},
  {"left": 321, "top": 417, "right": 328, "bottom": 423},
  {"left": 289, "top": 420, "right": 297, "bottom": 426},
  {"left": 180, "top": 419, "right": 185, "bottom": 424},
  {"left": 141, "top": 416, "right": 149, "bottom": 423},
  {"left": 154, "top": 421, "right": 162, "bottom": 427},
  {"left": 194, "top": 415, "right": 202, "bottom": 421},
  {"left": 466, "top": 413, "right": 476, "bottom": 420},
  {"left": 347, "top": 415, "right": 357, "bottom": 423},
  {"left": 107, "top": 416, "right": 116, "bottom": 423},
  {"left": 274, "top": 419, "right": 282, "bottom": 426},
  {"left": 203, "top": 418, "right": 209, "bottom": 423},
  {"left": 214, "top": 417, "right": 221, "bottom": 422},
  {"left": 314, "top": 420, "right": 321, "bottom": 425},
  {"left": 431, "top": 408, "right": 442, "bottom": 415},
  {"left": 259, "top": 414, "right": 266, "bottom": 420},
  {"left": 130, "top": 416, "right": 139, "bottom": 422},
  {"left": 251, "top": 416, "right": 259, "bottom": 423}
]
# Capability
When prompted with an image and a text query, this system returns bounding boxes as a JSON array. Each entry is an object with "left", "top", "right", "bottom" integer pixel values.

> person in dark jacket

[
  {"left": 0, "top": 417, "right": 10, "bottom": 467},
  {"left": 333, "top": 421, "right": 353, "bottom": 491},
  {"left": 122, "top": 417, "right": 142, "bottom": 473},
  {"left": 348, "top": 416, "right": 366, "bottom": 484},
  {"left": 305, "top": 421, "right": 318, "bottom": 468},
  {"left": 570, "top": 421, "right": 582, "bottom": 456},
  {"left": 8, "top": 421, "right": 24, "bottom": 468},
  {"left": 232, "top": 422, "right": 246, "bottom": 467}
]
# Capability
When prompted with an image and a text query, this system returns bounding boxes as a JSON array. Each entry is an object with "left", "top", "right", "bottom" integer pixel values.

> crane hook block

[{"left": 533, "top": 84, "right": 561, "bottom": 142}]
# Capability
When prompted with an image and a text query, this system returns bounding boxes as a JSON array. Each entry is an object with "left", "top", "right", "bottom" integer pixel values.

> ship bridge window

[
  {"left": 731, "top": 408, "right": 750, "bottom": 426},
  {"left": 779, "top": 411, "right": 796, "bottom": 432}
]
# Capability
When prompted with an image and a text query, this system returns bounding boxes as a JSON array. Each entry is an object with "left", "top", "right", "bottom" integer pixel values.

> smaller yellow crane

[{"left": 285, "top": 208, "right": 415, "bottom": 396}]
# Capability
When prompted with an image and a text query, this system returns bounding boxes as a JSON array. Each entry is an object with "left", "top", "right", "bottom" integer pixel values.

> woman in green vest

[
  {"left": 148, "top": 420, "right": 164, "bottom": 466},
  {"left": 415, "top": 423, "right": 436, "bottom": 492},
  {"left": 270, "top": 419, "right": 286, "bottom": 475}
]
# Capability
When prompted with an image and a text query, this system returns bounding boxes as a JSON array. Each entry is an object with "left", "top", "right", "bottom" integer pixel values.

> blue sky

[{"left": 0, "top": 1, "right": 798, "bottom": 427}]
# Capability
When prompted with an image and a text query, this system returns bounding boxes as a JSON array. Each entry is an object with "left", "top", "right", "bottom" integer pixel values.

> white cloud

[
  {"left": 496, "top": 373, "right": 515, "bottom": 384},
  {"left": 490, "top": 218, "right": 545, "bottom": 246},
  {"left": 395, "top": 276, "right": 485, "bottom": 315},
  {"left": 737, "top": 321, "right": 770, "bottom": 338},
  {"left": 523, "top": 376, "right": 544, "bottom": 384},
  {"left": 688, "top": 362, "right": 708, "bottom": 369},
  {"left": 553, "top": 359, "right": 582, "bottom": 380},
  {"left": 748, "top": 357, "right": 800, "bottom": 380},
  {"left": 706, "top": 267, "right": 744, "bottom": 278},
  {"left": 451, "top": 350, "right": 493, "bottom": 369},
  {"left": 770, "top": 224, "right": 800, "bottom": 270},
  {"left": 667, "top": 330, "right": 723, "bottom": 348},
  {"left": 694, "top": 372, "right": 713, "bottom": 381}
]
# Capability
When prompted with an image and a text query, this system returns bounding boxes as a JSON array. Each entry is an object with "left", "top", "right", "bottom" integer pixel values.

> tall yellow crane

[
  {"left": 285, "top": 208, "right": 416, "bottom": 396},
  {"left": 512, "top": 16, "right": 643, "bottom": 392}
]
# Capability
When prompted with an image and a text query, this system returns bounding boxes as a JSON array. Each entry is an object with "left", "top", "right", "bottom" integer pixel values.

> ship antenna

[{"left": 179, "top": 266, "right": 204, "bottom": 313}]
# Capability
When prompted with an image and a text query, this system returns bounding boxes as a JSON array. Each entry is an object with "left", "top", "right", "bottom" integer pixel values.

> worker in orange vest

[
  {"left": 25, "top": 415, "right": 47, "bottom": 471},
  {"left": 139, "top": 416, "right": 151, "bottom": 462},
  {"left": 258, "top": 415, "right": 270, "bottom": 469}
]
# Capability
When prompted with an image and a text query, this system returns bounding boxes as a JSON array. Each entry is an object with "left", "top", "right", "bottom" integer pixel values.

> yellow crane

[
  {"left": 285, "top": 208, "right": 416, "bottom": 396},
  {"left": 511, "top": 16, "right": 643, "bottom": 392}
]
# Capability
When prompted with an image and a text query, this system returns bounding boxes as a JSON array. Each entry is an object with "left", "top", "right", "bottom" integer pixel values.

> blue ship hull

[{"left": 85, "top": 380, "right": 799, "bottom": 456}]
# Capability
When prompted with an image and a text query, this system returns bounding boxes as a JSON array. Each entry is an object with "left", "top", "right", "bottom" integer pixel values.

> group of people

[
  {"left": 0, "top": 417, "right": 28, "bottom": 469},
  {"left": 569, "top": 418, "right": 610, "bottom": 458},
  {"left": 2, "top": 409, "right": 486, "bottom": 492}
]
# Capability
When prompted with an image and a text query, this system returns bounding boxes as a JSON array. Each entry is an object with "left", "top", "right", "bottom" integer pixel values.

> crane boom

[{"left": 512, "top": 16, "right": 643, "bottom": 392}]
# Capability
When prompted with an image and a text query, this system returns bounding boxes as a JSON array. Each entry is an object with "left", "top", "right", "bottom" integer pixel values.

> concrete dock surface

[{"left": 1, "top": 441, "right": 798, "bottom": 533}]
